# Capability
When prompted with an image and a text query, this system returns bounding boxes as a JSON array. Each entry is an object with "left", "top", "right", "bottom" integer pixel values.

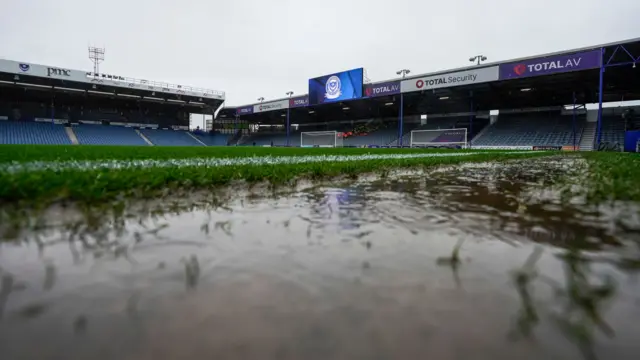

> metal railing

[{"left": 84, "top": 72, "right": 225, "bottom": 98}]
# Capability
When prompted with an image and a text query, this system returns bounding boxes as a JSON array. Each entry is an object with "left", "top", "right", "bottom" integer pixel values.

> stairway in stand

[{"left": 579, "top": 122, "right": 596, "bottom": 151}]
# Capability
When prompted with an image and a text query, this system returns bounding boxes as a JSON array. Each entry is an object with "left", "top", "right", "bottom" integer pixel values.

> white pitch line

[{"left": 0, "top": 151, "right": 537, "bottom": 174}]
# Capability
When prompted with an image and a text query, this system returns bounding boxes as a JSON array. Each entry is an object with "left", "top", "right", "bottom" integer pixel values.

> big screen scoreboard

[{"left": 308, "top": 68, "right": 363, "bottom": 105}]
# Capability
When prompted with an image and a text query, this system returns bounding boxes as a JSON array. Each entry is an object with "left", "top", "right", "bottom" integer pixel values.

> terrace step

[
  {"left": 469, "top": 119, "right": 494, "bottom": 146},
  {"left": 579, "top": 121, "right": 596, "bottom": 151},
  {"left": 135, "top": 129, "right": 154, "bottom": 146},
  {"left": 65, "top": 126, "right": 79, "bottom": 145},
  {"left": 187, "top": 132, "right": 207, "bottom": 146},
  {"left": 237, "top": 134, "right": 250, "bottom": 145}
]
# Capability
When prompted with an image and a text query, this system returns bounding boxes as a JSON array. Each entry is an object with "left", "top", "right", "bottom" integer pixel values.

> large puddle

[{"left": 1, "top": 157, "right": 640, "bottom": 360}]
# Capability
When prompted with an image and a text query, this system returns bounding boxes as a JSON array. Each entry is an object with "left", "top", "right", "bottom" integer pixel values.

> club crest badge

[{"left": 325, "top": 75, "right": 342, "bottom": 100}]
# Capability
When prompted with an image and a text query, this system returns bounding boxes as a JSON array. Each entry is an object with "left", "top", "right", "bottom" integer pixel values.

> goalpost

[
  {"left": 300, "top": 131, "right": 343, "bottom": 148},
  {"left": 409, "top": 128, "right": 468, "bottom": 148}
]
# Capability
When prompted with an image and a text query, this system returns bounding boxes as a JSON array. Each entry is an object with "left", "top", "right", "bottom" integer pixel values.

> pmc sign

[{"left": 47, "top": 67, "right": 71, "bottom": 77}]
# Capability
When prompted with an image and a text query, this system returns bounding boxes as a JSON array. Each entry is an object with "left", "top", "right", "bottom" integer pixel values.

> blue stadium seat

[
  {"left": 472, "top": 113, "right": 585, "bottom": 147},
  {"left": 193, "top": 133, "right": 230, "bottom": 146},
  {"left": 390, "top": 119, "right": 460, "bottom": 146},
  {"left": 242, "top": 132, "right": 301, "bottom": 146},
  {"left": 0, "top": 121, "right": 72, "bottom": 145},
  {"left": 242, "top": 122, "right": 401, "bottom": 147},
  {"left": 600, "top": 116, "right": 625, "bottom": 145},
  {"left": 74, "top": 124, "right": 149, "bottom": 146},
  {"left": 343, "top": 128, "right": 397, "bottom": 146},
  {"left": 139, "top": 129, "right": 203, "bottom": 146}
]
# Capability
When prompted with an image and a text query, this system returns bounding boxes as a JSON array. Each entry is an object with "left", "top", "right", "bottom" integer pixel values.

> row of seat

[
  {"left": 241, "top": 115, "right": 620, "bottom": 148},
  {"left": 599, "top": 116, "right": 626, "bottom": 145},
  {"left": 0, "top": 121, "right": 72, "bottom": 145},
  {"left": 386, "top": 119, "right": 464, "bottom": 146},
  {"left": 0, "top": 121, "right": 229, "bottom": 146},
  {"left": 74, "top": 124, "right": 148, "bottom": 146},
  {"left": 473, "top": 113, "right": 586, "bottom": 147},
  {"left": 0, "top": 116, "right": 629, "bottom": 148}
]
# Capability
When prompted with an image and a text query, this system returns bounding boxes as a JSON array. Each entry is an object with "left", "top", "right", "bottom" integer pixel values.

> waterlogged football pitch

[
  {"left": 1, "top": 145, "right": 638, "bottom": 204},
  {"left": 2, "top": 145, "right": 640, "bottom": 360},
  {"left": 0, "top": 145, "right": 554, "bottom": 204}
]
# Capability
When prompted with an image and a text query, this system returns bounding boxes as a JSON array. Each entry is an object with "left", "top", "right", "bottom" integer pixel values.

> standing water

[{"left": 1, "top": 157, "right": 639, "bottom": 360}]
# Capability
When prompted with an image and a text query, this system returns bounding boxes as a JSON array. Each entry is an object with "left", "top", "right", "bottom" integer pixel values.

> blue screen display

[{"left": 308, "top": 68, "right": 363, "bottom": 105}]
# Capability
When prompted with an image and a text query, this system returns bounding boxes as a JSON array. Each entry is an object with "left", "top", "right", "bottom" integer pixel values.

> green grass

[
  {"left": 4, "top": 144, "right": 639, "bottom": 206},
  {"left": 0, "top": 145, "right": 640, "bottom": 204},
  {"left": 576, "top": 152, "right": 640, "bottom": 203},
  {"left": 0, "top": 144, "right": 494, "bottom": 163},
  {"left": 0, "top": 146, "right": 553, "bottom": 205}
]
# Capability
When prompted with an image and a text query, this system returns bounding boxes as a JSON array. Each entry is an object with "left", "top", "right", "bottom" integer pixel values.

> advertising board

[
  {"left": 499, "top": 50, "right": 601, "bottom": 80},
  {"left": 364, "top": 81, "right": 400, "bottom": 97},
  {"left": 532, "top": 146, "right": 562, "bottom": 151},
  {"left": 289, "top": 95, "right": 309, "bottom": 108},
  {"left": 472, "top": 145, "right": 533, "bottom": 150},
  {"left": 252, "top": 99, "right": 290, "bottom": 113},
  {"left": 0, "top": 59, "right": 224, "bottom": 99},
  {"left": 401, "top": 66, "right": 499, "bottom": 93},
  {"left": 236, "top": 106, "right": 254, "bottom": 115}
]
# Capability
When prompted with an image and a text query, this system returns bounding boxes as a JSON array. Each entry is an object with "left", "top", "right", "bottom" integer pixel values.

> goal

[
  {"left": 409, "top": 128, "right": 468, "bottom": 148},
  {"left": 300, "top": 131, "right": 343, "bottom": 148}
]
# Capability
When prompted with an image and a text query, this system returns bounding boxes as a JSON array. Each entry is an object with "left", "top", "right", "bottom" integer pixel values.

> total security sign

[
  {"left": 499, "top": 50, "right": 601, "bottom": 80},
  {"left": 253, "top": 99, "right": 290, "bottom": 113},
  {"left": 401, "top": 66, "right": 499, "bottom": 93}
]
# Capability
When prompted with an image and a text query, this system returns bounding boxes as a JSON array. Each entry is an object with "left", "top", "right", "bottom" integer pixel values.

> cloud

[{"left": 1, "top": 0, "right": 638, "bottom": 105}]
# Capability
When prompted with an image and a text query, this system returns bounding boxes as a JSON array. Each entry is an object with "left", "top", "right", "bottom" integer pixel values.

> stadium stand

[
  {"left": 82, "top": 109, "right": 128, "bottom": 123},
  {"left": 0, "top": 56, "right": 225, "bottom": 147},
  {"left": 599, "top": 115, "right": 626, "bottom": 145},
  {"left": 430, "top": 129, "right": 467, "bottom": 144},
  {"left": 0, "top": 102, "right": 47, "bottom": 121},
  {"left": 237, "top": 120, "right": 405, "bottom": 147},
  {"left": 343, "top": 128, "right": 397, "bottom": 146},
  {"left": 139, "top": 129, "right": 203, "bottom": 146},
  {"left": 341, "top": 121, "right": 397, "bottom": 146},
  {"left": 193, "top": 132, "right": 231, "bottom": 146},
  {"left": 389, "top": 117, "right": 479, "bottom": 146},
  {"left": 472, "top": 111, "right": 585, "bottom": 147},
  {"left": 242, "top": 131, "right": 302, "bottom": 146},
  {"left": 2, "top": 37, "right": 639, "bottom": 150},
  {"left": 0, "top": 121, "right": 72, "bottom": 145},
  {"left": 73, "top": 124, "right": 149, "bottom": 146}
]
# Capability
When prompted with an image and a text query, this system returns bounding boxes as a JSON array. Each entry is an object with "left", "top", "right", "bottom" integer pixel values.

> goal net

[
  {"left": 410, "top": 128, "right": 468, "bottom": 148},
  {"left": 300, "top": 131, "right": 343, "bottom": 148}
]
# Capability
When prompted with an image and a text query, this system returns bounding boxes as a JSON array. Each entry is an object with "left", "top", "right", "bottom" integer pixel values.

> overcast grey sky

[{"left": 1, "top": 0, "right": 638, "bottom": 106}]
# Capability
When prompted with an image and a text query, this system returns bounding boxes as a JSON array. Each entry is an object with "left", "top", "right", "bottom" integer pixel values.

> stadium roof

[
  {"left": 0, "top": 58, "right": 226, "bottom": 111},
  {"left": 219, "top": 37, "right": 640, "bottom": 123},
  {"left": 389, "top": 36, "right": 640, "bottom": 84}
]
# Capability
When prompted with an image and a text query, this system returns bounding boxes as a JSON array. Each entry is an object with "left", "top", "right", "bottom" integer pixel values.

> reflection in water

[
  {"left": 1, "top": 157, "right": 640, "bottom": 360},
  {"left": 551, "top": 249, "right": 617, "bottom": 360},
  {"left": 436, "top": 239, "right": 464, "bottom": 288},
  {"left": 509, "top": 246, "right": 543, "bottom": 340}
]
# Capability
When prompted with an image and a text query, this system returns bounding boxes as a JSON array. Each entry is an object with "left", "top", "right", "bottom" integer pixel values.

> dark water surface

[{"left": 1, "top": 157, "right": 640, "bottom": 360}]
